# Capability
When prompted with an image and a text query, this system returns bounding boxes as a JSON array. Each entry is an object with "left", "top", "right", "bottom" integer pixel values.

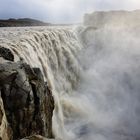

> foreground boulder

[{"left": 0, "top": 60, "right": 54, "bottom": 140}]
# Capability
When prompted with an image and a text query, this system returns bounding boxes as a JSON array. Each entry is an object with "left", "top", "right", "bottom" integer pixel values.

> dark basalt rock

[
  {"left": 0, "top": 61, "right": 54, "bottom": 140},
  {"left": 0, "top": 47, "right": 14, "bottom": 61}
]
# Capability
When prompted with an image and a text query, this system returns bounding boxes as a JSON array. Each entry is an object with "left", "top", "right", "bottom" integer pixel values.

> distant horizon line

[
  {"left": 0, "top": 17, "right": 81, "bottom": 25},
  {"left": 0, "top": 9, "right": 140, "bottom": 24}
]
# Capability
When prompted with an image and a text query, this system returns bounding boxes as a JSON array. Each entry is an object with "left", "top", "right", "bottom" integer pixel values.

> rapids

[{"left": 0, "top": 25, "right": 140, "bottom": 140}]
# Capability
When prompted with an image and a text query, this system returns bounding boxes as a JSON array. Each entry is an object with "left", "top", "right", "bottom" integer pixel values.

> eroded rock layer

[{"left": 0, "top": 51, "right": 54, "bottom": 140}]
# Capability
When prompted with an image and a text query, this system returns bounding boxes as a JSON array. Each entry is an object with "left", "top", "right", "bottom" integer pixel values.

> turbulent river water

[{"left": 0, "top": 25, "right": 140, "bottom": 140}]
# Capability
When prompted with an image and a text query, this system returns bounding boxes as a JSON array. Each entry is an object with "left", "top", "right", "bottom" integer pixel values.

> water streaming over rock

[{"left": 0, "top": 25, "right": 140, "bottom": 140}]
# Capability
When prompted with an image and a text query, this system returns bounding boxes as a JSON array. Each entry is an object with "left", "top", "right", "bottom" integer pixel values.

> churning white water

[{"left": 0, "top": 25, "right": 140, "bottom": 140}]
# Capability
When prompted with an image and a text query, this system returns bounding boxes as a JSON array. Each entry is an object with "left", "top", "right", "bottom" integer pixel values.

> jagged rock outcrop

[
  {"left": 0, "top": 47, "right": 14, "bottom": 61},
  {"left": 0, "top": 52, "right": 54, "bottom": 139}
]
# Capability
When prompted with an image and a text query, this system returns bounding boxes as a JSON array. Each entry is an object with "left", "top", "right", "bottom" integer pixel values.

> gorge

[{"left": 0, "top": 10, "right": 140, "bottom": 140}]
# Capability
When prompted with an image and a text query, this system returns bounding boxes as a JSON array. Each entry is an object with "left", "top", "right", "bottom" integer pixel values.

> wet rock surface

[
  {"left": 0, "top": 59, "right": 54, "bottom": 140},
  {"left": 0, "top": 47, "right": 14, "bottom": 61}
]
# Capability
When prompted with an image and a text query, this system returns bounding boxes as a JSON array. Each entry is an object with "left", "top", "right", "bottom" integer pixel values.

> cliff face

[
  {"left": 0, "top": 47, "right": 54, "bottom": 140},
  {"left": 84, "top": 10, "right": 140, "bottom": 28}
]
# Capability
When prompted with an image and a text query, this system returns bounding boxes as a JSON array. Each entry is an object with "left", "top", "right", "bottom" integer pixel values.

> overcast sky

[{"left": 0, "top": 0, "right": 140, "bottom": 23}]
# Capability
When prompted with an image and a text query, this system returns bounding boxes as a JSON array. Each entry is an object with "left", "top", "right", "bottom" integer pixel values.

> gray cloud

[{"left": 0, "top": 0, "right": 140, "bottom": 23}]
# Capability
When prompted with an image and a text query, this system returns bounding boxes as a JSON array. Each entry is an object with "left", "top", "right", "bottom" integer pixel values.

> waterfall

[
  {"left": 0, "top": 26, "right": 82, "bottom": 139},
  {"left": 0, "top": 25, "right": 140, "bottom": 140}
]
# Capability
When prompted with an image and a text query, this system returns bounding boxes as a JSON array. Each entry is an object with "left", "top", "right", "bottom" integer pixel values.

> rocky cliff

[
  {"left": 84, "top": 10, "right": 140, "bottom": 28},
  {"left": 0, "top": 47, "right": 54, "bottom": 140}
]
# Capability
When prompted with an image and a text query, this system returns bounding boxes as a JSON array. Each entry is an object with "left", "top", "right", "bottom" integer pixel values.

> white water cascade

[{"left": 0, "top": 25, "right": 140, "bottom": 140}]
